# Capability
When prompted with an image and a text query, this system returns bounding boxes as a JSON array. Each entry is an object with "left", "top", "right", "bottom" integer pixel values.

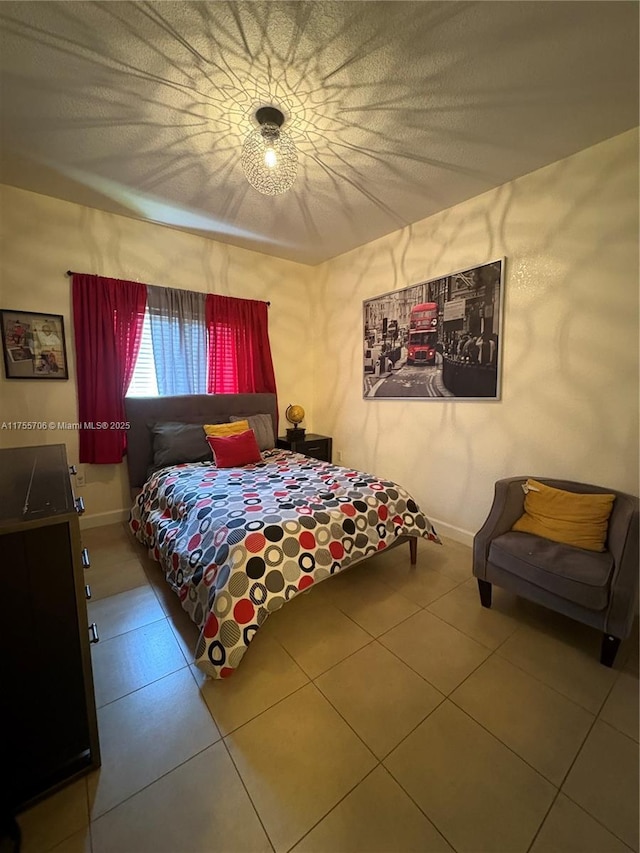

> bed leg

[{"left": 409, "top": 536, "right": 417, "bottom": 565}]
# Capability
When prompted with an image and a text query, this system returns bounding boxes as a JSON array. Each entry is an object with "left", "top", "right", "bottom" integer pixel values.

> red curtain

[
  {"left": 205, "top": 293, "right": 277, "bottom": 398},
  {"left": 72, "top": 274, "right": 147, "bottom": 463}
]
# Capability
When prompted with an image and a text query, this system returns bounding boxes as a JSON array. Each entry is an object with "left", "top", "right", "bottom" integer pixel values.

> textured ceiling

[{"left": 0, "top": 1, "right": 638, "bottom": 265}]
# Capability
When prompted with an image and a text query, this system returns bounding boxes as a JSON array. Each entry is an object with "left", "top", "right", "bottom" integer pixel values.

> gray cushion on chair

[{"left": 489, "top": 531, "right": 614, "bottom": 611}]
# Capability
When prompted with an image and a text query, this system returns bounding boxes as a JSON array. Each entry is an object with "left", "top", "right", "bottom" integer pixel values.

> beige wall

[
  {"left": 0, "top": 188, "right": 315, "bottom": 522},
  {"left": 1, "top": 129, "right": 638, "bottom": 536},
  {"left": 311, "top": 129, "right": 639, "bottom": 542}
]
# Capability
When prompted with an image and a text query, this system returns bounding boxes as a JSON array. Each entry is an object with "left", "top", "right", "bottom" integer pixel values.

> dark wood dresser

[{"left": 0, "top": 444, "right": 100, "bottom": 814}]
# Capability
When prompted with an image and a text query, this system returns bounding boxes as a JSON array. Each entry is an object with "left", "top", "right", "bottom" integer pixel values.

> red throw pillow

[{"left": 205, "top": 429, "right": 262, "bottom": 468}]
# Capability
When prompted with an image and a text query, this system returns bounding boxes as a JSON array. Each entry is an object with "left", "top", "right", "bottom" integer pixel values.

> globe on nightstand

[{"left": 285, "top": 404, "right": 305, "bottom": 440}]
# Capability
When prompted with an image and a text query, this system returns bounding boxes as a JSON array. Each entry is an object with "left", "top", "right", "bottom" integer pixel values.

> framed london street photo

[
  {"left": 0, "top": 309, "right": 69, "bottom": 380},
  {"left": 363, "top": 259, "right": 504, "bottom": 400}
]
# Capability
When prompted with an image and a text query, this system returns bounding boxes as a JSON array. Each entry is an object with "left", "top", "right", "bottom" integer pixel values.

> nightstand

[{"left": 276, "top": 433, "right": 332, "bottom": 462}]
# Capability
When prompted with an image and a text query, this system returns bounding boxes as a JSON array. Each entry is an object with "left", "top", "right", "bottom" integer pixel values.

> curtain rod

[{"left": 66, "top": 271, "right": 270, "bottom": 305}]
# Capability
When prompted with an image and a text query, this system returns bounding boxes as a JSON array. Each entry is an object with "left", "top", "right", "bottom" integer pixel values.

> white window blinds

[{"left": 126, "top": 308, "right": 158, "bottom": 397}]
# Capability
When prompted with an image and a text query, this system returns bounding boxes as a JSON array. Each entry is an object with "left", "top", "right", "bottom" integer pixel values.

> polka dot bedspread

[{"left": 129, "top": 448, "right": 440, "bottom": 678}]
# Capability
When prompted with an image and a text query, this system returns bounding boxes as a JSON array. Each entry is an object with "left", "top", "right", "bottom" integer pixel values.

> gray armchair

[{"left": 473, "top": 477, "right": 639, "bottom": 667}]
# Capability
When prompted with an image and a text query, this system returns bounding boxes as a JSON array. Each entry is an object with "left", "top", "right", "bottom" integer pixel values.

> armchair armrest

[
  {"left": 604, "top": 493, "right": 640, "bottom": 637},
  {"left": 473, "top": 477, "right": 528, "bottom": 575}
]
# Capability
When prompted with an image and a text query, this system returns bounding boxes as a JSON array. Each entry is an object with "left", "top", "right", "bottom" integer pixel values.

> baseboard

[
  {"left": 429, "top": 517, "right": 474, "bottom": 548},
  {"left": 80, "top": 509, "right": 129, "bottom": 530}
]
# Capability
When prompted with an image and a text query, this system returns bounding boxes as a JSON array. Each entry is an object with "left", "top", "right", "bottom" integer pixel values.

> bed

[{"left": 125, "top": 394, "right": 440, "bottom": 678}]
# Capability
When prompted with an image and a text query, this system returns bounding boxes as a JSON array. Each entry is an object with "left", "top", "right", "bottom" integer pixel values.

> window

[
  {"left": 74, "top": 271, "right": 276, "bottom": 462},
  {"left": 126, "top": 307, "right": 207, "bottom": 397},
  {"left": 126, "top": 308, "right": 158, "bottom": 397}
]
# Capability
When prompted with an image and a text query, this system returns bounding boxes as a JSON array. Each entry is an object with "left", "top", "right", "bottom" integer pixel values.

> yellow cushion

[
  {"left": 512, "top": 479, "right": 615, "bottom": 552},
  {"left": 203, "top": 420, "right": 249, "bottom": 438}
]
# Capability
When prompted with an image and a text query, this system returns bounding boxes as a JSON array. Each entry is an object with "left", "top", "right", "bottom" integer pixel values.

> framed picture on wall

[
  {"left": 363, "top": 259, "right": 505, "bottom": 400},
  {"left": 0, "top": 309, "right": 69, "bottom": 380}
]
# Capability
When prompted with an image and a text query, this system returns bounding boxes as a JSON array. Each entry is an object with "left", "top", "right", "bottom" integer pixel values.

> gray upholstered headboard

[{"left": 124, "top": 393, "right": 278, "bottom": 490}]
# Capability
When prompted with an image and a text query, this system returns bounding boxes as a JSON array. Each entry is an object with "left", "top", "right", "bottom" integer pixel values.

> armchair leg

[
  {"left": 600, "top": 634, "right": 621, "bottom": 668},
  {"left": 477, "top": 579, "right": 492, "bottom": 608}
]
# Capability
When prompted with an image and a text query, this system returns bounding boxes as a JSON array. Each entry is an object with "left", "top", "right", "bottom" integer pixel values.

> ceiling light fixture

[{"left": 241, "top": 106, "right": 298, "bottom": 196}]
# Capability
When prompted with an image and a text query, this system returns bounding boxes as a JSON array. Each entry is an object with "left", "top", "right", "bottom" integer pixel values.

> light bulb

[{"left": 242, "top": 111, "right": 298, "bottom": 195}]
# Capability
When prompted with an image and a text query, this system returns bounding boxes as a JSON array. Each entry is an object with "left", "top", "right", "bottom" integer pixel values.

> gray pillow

[
  {"left": 150, "top": 422, "right": 211, "bottom": 470},
  {"left": 229, "top": 413, "right": 275, "bottom": 451}
]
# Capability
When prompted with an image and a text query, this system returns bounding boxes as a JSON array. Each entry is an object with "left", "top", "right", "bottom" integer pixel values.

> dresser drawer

[
  {"left": 301, "top": 438, "right": 331, "bottom": 462},
  {"left": 277, "top": 434, "right": 332, "bottom": 462}
]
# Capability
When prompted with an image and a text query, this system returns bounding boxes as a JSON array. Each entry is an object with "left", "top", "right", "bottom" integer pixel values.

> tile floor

[{"left": 17, "top": 523, "right": 639, "bottom": 853}]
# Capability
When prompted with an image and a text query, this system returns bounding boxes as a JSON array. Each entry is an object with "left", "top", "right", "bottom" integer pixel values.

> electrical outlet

[
  {"left": 336, "top": 450, "right": 343, "bottom": 463},
  {"left": 76, "top": 469, "right": 86, "bottom": 488}
]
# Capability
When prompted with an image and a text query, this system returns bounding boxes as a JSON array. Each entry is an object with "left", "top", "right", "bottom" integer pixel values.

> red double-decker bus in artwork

[{"left": 407, "top": 302, "right": 438, "bottom": 365}]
